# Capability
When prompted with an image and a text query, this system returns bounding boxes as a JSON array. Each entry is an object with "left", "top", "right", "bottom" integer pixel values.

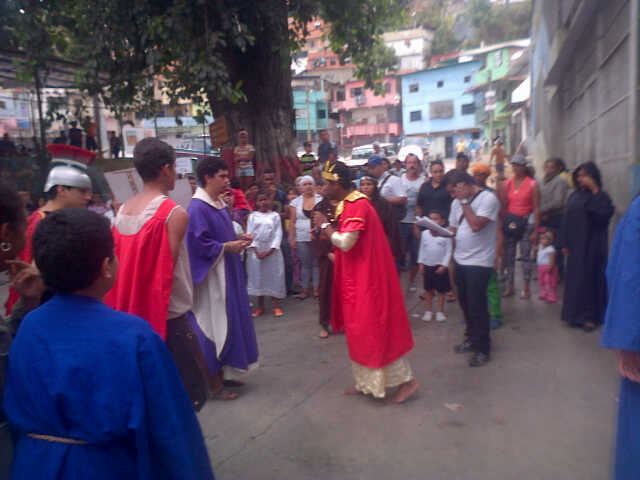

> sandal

[
  {"left": 273, "top": 308, "right": 284, "bottom": 317},
  {"left": 296, "top": 292, "right": 310, "bottom": 301},
  {"left": 252, "top": 308, "right": 264, "bottom": 317},
  {"left": 209, "top": 388, "right": 239, "bottom": 401}
]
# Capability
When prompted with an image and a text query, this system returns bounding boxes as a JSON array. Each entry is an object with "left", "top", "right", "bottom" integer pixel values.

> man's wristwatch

[
  {"left": 460, "top": 198, "right": 469, "bottom": 205},
  {"left": 321, "top": 222, "right": 331, "bottom": 230}
]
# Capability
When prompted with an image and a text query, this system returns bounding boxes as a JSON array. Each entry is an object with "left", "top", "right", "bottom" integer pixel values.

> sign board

[
  {"left": 209, "top": 116, "right": 230, "bottom": 147},
  {"left": 429, "top": 100, "right": 454, "bottom": 119},
  {"left": 175, "top": 157, "right": 193, "bottom": 174},
  {"left": 122, "top": 127, "right": 155, "bottom": 157},
  {"left": 104, "top": 168, "right": 193, "bottom": 210}
]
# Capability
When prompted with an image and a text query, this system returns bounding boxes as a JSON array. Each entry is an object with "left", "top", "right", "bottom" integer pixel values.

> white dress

[{"left": 246, "top": 211, "right": 286, "bottom": 298}]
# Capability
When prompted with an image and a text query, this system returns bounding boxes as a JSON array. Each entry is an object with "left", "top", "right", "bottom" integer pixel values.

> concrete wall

[
  {"left": 530, "top": 0, "right": 640, "bottom": 217},
  {"left": 401, "top": 61, "right": 481, "bottom": 136}
]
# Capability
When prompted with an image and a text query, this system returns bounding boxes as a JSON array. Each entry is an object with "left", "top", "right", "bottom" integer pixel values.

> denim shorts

[{"left": 237, "top": 166, "right": 255, "bottom": 177}]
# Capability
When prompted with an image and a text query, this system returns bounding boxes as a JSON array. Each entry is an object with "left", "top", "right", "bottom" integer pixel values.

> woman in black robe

[
  {"left": 558, "top": 161, "right": 614, "bottom": 331},
  {"left": 359, "top": 175, "right": 404, "bottom": 260}
]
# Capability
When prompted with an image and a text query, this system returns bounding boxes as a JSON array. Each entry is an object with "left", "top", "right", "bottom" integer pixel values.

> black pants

[{"left": 455, "top": 263, "right": 493, "bottom": 355}]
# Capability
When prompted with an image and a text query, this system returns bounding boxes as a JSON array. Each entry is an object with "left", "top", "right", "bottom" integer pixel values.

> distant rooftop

[
  {"left": 382, "top": 28, "right": 434, "bottom": 42},
  {"left": 460, "top": 38, "right": 531, "bottom": 57}
]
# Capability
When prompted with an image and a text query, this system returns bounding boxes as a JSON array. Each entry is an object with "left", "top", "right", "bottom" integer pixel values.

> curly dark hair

[
  {"left": 0, "top": 181, "right": 25, "bottom": 231},
  {"left": 33, "top": 209, "right": 114, "bottom": 294},
  {"left": 133, "top": 138, "right": 176, "bottom": 181},
  {"left": 573, "top": 161, "right": 602, "bottom": 189}
]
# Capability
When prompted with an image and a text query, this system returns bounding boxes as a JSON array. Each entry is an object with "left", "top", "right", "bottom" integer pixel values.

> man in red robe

[
  {"left": 313, "top": 161, "right": 419, "bottom": 403},
  {"left": 104, "top": 138, "right": 212, "bottom": 409}
]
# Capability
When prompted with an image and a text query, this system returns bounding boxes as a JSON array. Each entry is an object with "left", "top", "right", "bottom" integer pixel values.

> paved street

[{"left": 199, "top": 276, "right": 618, "bottom": 480}]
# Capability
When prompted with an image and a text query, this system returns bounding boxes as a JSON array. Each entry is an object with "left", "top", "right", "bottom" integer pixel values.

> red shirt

[
  {"left": 506, "top": 176, "right": 536, "bottom": 217},
  {"left": 5, "top": 210, "right": 45, "bottom": 315}
]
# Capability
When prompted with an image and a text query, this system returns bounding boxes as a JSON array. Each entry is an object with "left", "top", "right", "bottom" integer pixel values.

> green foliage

[
  {"left": 2, "top": 0, "right": 406, "bottom": 117},
  {"left": 468, "top": 0, "right": 532, "bottom": 46}
]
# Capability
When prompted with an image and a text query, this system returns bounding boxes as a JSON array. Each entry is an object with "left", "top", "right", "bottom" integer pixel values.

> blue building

[
  {"left": 292, "top": 85, "right": 329, "bottom": 143},
  {"left": 401, "top": 60, "right": 481, "bottom": 159}
]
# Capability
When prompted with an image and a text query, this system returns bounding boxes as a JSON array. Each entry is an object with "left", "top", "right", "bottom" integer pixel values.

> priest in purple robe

[{"left": 186, "top": 157, "right": 258, "bottom": 400}]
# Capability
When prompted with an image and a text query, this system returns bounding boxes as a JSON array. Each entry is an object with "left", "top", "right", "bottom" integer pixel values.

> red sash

[{"left": 104, "top": 198, "right": 176, "bottom": 339}]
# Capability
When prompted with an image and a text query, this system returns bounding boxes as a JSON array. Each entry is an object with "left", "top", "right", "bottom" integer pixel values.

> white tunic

[{"left": 246, "top": 211, "right": 286, "bottom": 298}]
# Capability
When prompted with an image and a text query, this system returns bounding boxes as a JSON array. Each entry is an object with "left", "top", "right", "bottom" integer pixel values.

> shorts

[
  {"left": 236, "top": 166, "right": 255, "bottom": 177},
  {"left": 423, "top": 265, "right": 451, "bottom": 293},
  {"left": 400, "top": 223, "right": 419, "bottom": 265}
]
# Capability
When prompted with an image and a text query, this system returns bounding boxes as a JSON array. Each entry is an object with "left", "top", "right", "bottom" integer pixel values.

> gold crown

[{"left": 322, "top": 162, "right": 339, "bottom": 182}]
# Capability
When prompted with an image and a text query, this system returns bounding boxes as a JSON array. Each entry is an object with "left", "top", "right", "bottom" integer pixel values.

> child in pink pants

[{"left": 537, "top": 231, "right": 558, "bottom": 303}]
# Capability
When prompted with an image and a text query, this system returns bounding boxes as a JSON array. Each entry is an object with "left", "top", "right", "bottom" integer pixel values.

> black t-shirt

[
  {"left": 318, "top": 141, "right": 337, "bottom": 164},
  {"left": 417, "top": 180, "right": 453, "bottom": 219}
]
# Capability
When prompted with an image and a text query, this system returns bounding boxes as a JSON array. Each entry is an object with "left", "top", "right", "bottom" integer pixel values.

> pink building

[{"left": 330, "top": 76, "right": 402, "bottom": 147}]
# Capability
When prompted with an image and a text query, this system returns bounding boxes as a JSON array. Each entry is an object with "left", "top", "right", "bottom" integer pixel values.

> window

[
  {"left": 501, "top": 90, "right": 508, "bottom": 100},
  {"left": 471, "top": 132, "right": 481, "bottom": 139},
  {"left": 494, "top": 50, "right": 503, "bottom": 67},
  {"left": 461, "top": 103, "right": 476, "bottom": 115},
  {"left": 429, "top": 100, "right": 454, "bottom": 119},
  {"left": 330, "top": 59, "right": 336, "bottom": 65},
  {"left": 437, "top": 80, "right": 444, "bottom": 88},
  {"left": 0, "top": 101, "right": 5, "bottom": 110},
  {"left": 384, "top": 82, "right": 391, "bottom": 93},
  {"left": 464, "top": 75, "right": 471, "bottom": 83},
  {"left": 309, "top": 40, "right": 315, "bottom": 48},
  {"left": 350, "top": 87, "right": 363, "bottom": 97},
  {"left": 409, "top": 110, "right": 422, "bottom": 122},
  {"left": 376, "top": 113, "right": 386, "bottom": 123},
  {"left": 317, "top": 109, "right": 327, "bottom": 119},
  {"left": 409, "top": 83, "right": 419, "bottom": 93},
  {"left": 336, "top": 90, "right": 345, "bottom": 101}
]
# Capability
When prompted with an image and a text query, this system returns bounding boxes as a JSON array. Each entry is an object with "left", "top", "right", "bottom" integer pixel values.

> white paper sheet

[{"left": 415, "top": 216, "right": 454, "bottom": 237}]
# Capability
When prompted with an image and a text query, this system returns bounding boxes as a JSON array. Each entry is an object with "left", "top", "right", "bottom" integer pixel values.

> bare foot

[
  {"left": 316, "top": 328, "right": 329, "bottom": 339},
  {"left": 391, "top": 379, "right": 419, "bottom": 404},
  {"left": 343, "top": 387, "right": 360, "bottom": 395}
]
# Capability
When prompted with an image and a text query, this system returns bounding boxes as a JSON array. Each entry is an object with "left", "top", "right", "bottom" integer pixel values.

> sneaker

[
  {"left": 454, "top": 339, "right": 473, "bottom": 354},
  {"left": 490, "top": 317, "right": 503, "bottom": 329},
  {"left": 469, "top": 352, "right": 490, "bottom": 367},
  {"left": 273, "top": 308, "right": 284, "bottom": 317},
  {"left": 422, "top": 311, "right": 433, "bottom": 322},
  {"left": 435, "top": 312, "right": 447, "bottom": 322}
]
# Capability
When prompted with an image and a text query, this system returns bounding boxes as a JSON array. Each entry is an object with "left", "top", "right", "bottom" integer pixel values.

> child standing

[
  {"left": 418, "top": 211, "right": 453, "bottom": 322},
  {"left": 537, "top": 230, "right": 558, "bottom": 303},
  {"left": 247, "top": 191, "right": 286, "bottom": 317}
]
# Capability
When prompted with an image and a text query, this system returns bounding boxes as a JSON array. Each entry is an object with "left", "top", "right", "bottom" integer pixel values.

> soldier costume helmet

[{"left": 44, "top": 166, "right": 92, "bottom": 193}]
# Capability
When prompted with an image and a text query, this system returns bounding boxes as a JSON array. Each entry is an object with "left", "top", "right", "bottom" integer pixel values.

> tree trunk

[{"left": 208, "top": 6, "right": 297, "bottom": 183}]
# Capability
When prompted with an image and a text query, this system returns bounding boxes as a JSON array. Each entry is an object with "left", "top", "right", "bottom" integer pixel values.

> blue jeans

[
  {"left": 399, "top": 223, "right": 418, "bottom": 267},
  {"left": 296, "top": 241, "right": 319, "bottom": 289}
]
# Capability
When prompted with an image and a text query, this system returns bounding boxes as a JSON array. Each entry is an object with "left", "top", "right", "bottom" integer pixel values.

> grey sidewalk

[{"left": 199, "top": 286, "right": 618, "bottom": 480}]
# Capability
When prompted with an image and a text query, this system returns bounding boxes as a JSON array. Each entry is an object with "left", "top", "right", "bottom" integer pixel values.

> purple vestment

[{"left": 186, "top": 188, "right": 258, "bottom": 373}]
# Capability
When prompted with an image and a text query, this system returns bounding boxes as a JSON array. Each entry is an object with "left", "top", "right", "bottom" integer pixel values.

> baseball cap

[
  {"left": 368, "top": 155, "right": 384, "bottom": 167},
  {"left": 510, "top": 154, "right": 527, "bottom": 166}
]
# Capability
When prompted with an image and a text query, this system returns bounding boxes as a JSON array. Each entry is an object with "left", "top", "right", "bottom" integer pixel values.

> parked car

[
  {"left": 344, "top": 143, "right": 397, "bottom": 167},
  {"left": 175, "top": 135, "right": 220, "bottom": 159}
]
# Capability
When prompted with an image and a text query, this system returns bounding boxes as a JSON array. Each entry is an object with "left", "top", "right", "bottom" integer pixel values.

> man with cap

[
  {"left": 368, "top": 155, "right": 407, "bottom": 265},
  {"left": 313, "top": 161, "right": 418, "bottom": 403},
  {"left": 5, "top": 165, "right": 92, "bottom": 315}
]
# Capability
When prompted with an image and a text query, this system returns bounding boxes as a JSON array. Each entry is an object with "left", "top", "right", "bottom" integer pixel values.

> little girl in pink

[{"left": 537, "top": 231, "right": 558, "bottom": 303}]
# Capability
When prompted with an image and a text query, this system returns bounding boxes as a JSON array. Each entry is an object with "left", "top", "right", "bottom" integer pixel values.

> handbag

[{"left": 502, "top": 212, "right": 528, "bottom": 240}]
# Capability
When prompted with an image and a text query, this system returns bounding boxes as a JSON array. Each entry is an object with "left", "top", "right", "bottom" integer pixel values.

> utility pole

[{"left": 306, "top": 86, "right": 312, "bottom": 142}]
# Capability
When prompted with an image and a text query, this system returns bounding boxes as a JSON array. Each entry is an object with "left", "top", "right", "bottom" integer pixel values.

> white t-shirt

[
  {"left": 399, "top": 174, "right": 425, "bottom": 223},
  {"left": 418, "top": 230, "right": 452, "bottom": 267},
  {"left": 378, "top": 171, "right": 406, "bottom": 200},
  {"left": 290, "top": 194, "right": 323, "bottom": 242},
  {"left": 537, "top": 245, "right": 556, "bottom": 266},
  {"left": 448, "top": 190, "right": 500, "bottom": 267}
]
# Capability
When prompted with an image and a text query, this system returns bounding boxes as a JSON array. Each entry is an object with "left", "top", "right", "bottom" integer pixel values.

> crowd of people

[{"left": 0, "top": 126, "right": 628, "bottom": 477}]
